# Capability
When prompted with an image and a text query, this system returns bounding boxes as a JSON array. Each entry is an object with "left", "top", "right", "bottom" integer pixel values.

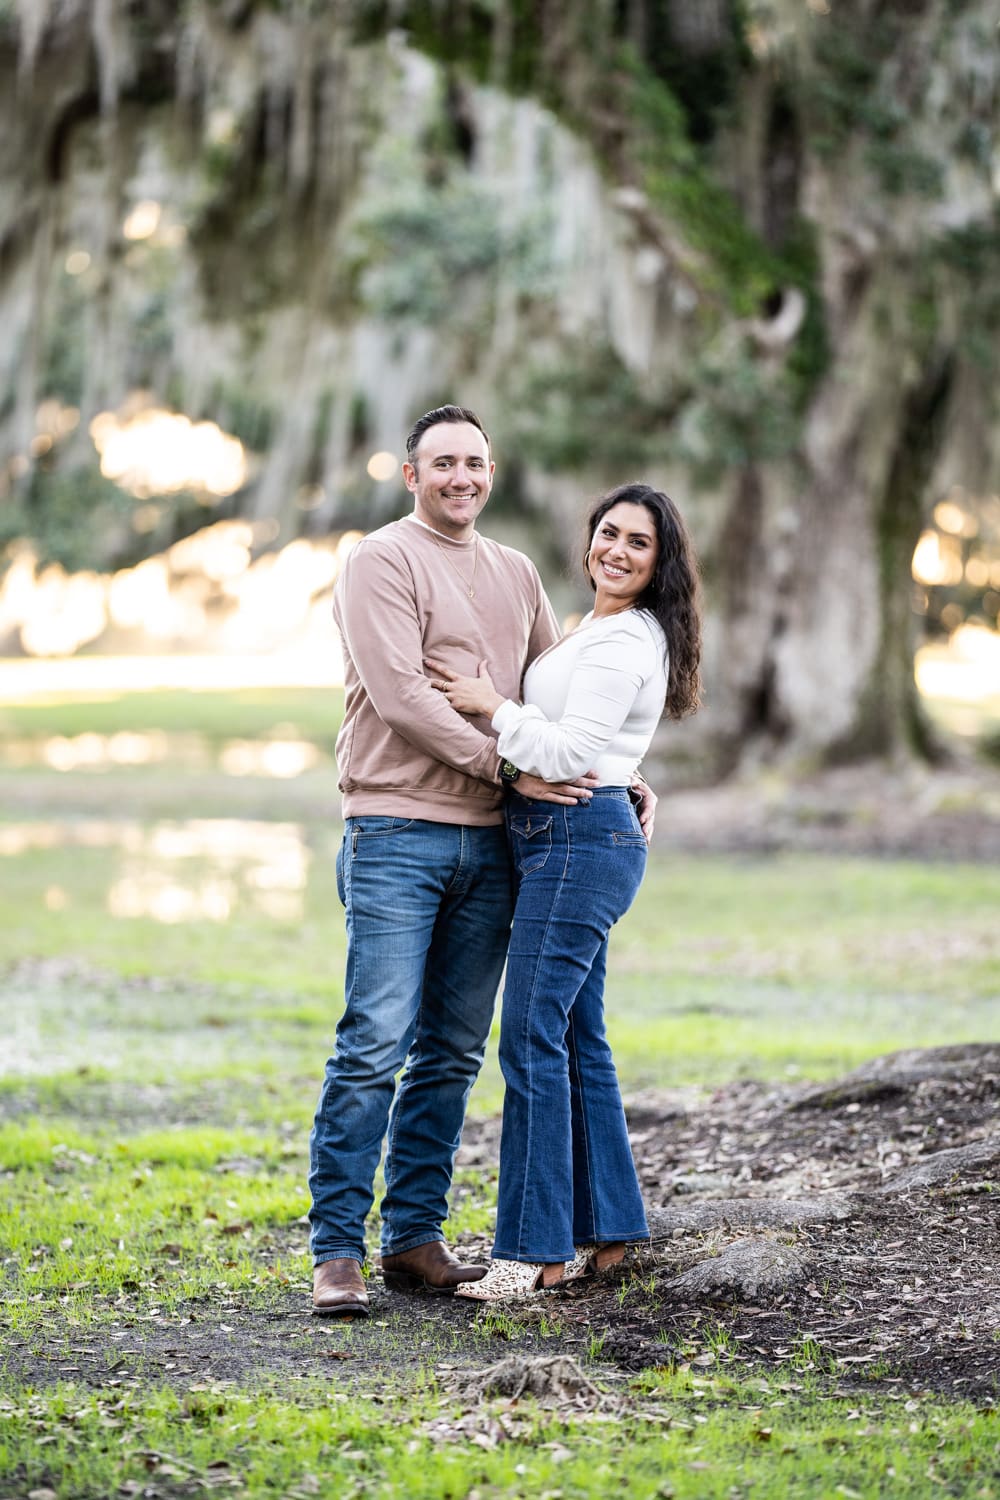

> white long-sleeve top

[{"left": 492, "top": 608, "right": 668, "bottom": 784}]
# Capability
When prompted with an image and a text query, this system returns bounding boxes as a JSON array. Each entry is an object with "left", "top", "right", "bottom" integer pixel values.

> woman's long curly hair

[{"left": 585, "top": 483, "right": 702, "bottom": 720}]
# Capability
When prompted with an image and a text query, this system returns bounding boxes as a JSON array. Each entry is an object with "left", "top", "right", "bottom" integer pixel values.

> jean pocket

[
  {"left": 611, "top": 830, "right": 648, "bottom": 848},
  {"left": 509, "top": 814, "right": 553, "bottom": 875},
  {"left": 350, "top": 816, "right": 414, "bottom": 856}
]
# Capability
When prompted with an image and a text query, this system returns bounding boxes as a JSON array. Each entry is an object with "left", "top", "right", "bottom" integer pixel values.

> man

[{"left": 309, "top": 405, "right": 650, "bottom": 1316}]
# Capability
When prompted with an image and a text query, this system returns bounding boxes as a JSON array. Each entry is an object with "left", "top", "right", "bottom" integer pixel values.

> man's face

[{"left": 403, "top": 421, "right": 494, "bottom": 540}]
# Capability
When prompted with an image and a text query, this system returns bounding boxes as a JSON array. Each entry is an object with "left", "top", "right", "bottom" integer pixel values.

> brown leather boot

[
  {"left": 312, "top": 1258, "right": 369, "bottom": 1317},
  {"left": 380, "top": 1240, "right": 487, "bottom": 1294}
]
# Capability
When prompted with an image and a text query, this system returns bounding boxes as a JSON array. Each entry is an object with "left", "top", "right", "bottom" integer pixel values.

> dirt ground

[{"left": 4, "top": 1043, "right": 996, "bottom": 1404}]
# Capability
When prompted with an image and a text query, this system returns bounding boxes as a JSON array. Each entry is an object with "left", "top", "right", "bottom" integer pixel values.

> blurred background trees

[{"left": 1, "top": 0, "right": 998, "bottom": 775}]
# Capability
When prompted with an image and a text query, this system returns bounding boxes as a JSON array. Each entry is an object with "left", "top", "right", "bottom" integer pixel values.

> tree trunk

[{"left": 1, "top": 0, "right": 996, "bottom": 775}]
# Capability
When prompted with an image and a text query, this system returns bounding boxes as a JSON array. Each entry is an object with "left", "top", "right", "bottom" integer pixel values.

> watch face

[{"left": 501, "top": 760, "right": 520, "bottom": 782}]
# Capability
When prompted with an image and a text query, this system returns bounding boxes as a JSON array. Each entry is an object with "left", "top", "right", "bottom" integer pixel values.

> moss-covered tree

[{"left": 1, "top": 0, "right": 997, "bottom": 771}]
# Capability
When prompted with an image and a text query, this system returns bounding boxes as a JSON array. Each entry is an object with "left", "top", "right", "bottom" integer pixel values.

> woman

[{"left": 430, "top": 482, "right": 701, "bottom": 1300}]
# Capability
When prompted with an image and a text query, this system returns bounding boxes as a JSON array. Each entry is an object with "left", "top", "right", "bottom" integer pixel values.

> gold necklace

[{"left": 433, "top": 535, "right": 479, "bottom": 599}]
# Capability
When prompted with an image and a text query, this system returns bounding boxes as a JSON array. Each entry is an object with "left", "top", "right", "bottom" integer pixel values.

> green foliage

[
  {"left": 624, "top": 54, "right": 775, "bottom": 316},
  {"left": 624, "top": 53, "right": 827, "bottom": 370},
  {"left": 356, "top": 6, "right": 804, "bottom": 323},
  {"left": 806, "top": 22, "right": 889, "bottom": 155},
  {"left": 506, "top": 332, "right": 805, "bottom": 484},
  {"left": 865, "top": 141, "right": 943, "bottom": 198},
  {"left": 0, "top": 1121, "right": 310, "bottom": 1325},
  {"left": 4, "top": 463, "right": 136, "bottom": 573},
  {"left": 210, "top": 382, "right": 275, "bottom": 452},
  {"left": 355, "top": 0, "right": 751, "bottom": 138},
  {"left": 188, "top": 128, "right": 320, "bottom": 319},
  {"left": 353, "top": 17, "right": 830, "bottom": 481},
  {"left": 672, "top": 351, "right": 800, "bottom": 486},
  {"left": 935, "top": 216, "right": 1000, "bottom": 369},
  {"left": 903, "top": 216, "right": 1000, "bottom": 452},
  {"left": 804, "top": 23, "right": 944, "bottom": 199},
  {"left": 196, "top": 0, "right": 343, "bottom": 23},
  {"left": 352, "top": 0, "right": 540, "bottom": 98},
  {"left": 634, "top": 0, "right": 749, "bottom": 145},
  {"left": 954, "top": 119, "right": 992, "bottom": 171},
  {"left": 356, "top": 176, "right": 549, "bottom": 325},
  {"left": 779, "top": 219, "right": 831, "bottom": 406},
  {"left": 358, "top": 182, "right": 501, "bottom": 321},
  {"left": 134, "top": 286, "right": 173, "bottom": 359},
  {"left": 939, "top": 216, "right": 1000, "bottom": 281},
  {"left": 615, "top": 57, "right": 829, "bottom": 436},
  {"left": 3, "top": 454, "right": 225, "bottom": 575},
  {"left": 504, "top": 340, "right": 668, "bottom": 473},
  {"left": 198, "top": 133, "right": 241, "bottom": 190},
  {"left": 122, "top": 240, "right": 187, "bottom": 375},
  {"left": 41, "top": 275, "right": 89, "bottom": 407}
]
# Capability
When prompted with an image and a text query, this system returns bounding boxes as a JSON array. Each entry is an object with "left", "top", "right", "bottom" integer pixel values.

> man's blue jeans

[
  {"left": 493, "top": 788, "right": 650, "bottom": 1263},
  {"left": 308, "top": 816, "right": 512, "bottom": 1265}
]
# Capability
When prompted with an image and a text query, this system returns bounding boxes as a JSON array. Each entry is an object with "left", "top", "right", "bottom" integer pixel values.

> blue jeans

[
  {"left": 308, "top": 816, "right": 512, "bottom": 1265},
  {"left": 493, "top": 788, "right": 650, "bottom": 1263}
]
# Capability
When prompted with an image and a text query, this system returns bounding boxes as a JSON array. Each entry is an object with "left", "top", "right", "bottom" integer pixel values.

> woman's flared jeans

[{"left": 493, "top": 788, "right": 650, "bottom": 1264}]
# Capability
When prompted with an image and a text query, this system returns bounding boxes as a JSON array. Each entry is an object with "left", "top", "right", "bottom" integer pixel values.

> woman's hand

[
  {"left": 426, "top": 657, "right": 505, "bottom": 719},
  {"left": 631, "top": 774, "right": 656, "bottom": 843}
]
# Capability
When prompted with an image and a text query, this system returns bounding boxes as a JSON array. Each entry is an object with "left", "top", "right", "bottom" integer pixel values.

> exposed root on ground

[{"left": 445, "top": 1354, "right": 610, "bottom": 1408}]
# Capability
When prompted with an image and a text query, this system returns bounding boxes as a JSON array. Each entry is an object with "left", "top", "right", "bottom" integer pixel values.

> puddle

[
  {"left": 1, "top": 818, "right": 309, "bottom": 923},
  {"left": 0, "top": 731, "right": 327, "bottom": 777}
]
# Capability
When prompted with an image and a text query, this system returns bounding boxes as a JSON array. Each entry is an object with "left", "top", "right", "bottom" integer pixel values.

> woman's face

[{"left": 588, "top": 501, "right": 659, "bottom": 609}]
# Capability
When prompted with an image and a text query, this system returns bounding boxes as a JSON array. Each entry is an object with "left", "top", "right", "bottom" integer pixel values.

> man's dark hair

[{"left": 405, "top": 405, "right": 491, "bottom": 467}]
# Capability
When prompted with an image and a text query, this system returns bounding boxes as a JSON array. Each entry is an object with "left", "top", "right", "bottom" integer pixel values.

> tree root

[{"left": 446, "top": 1354, "right": 610, "bottom": 1408}]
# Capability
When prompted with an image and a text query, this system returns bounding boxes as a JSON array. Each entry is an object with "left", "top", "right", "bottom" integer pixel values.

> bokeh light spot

[
  {"left": 123, "top": 201, "right": 162, "bottom": 241},
  {"left": 90, "top": 406, "right": 248, "bottom": 499},
  {"left": 366, "top": 450, "right": 398, "bottom": 481}
]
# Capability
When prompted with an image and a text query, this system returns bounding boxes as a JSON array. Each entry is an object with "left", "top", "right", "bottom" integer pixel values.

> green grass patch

[
  {"left": 0, "top": 686, "right": 344, "bottom": 743},
  {"left": 0, "top": 1120, "right": 311, "bottom": 1328},
  {"left": 0, "top": 1372, "right": 995, "bottom": 1499}
]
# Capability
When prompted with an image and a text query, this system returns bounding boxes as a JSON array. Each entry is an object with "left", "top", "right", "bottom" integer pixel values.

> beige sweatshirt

[{"left": 333, "top": 516, "right": 560, "bottom": 824}]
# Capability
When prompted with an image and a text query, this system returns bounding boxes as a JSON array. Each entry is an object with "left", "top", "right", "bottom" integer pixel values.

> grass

[
  {"left": 1, "top": 682, "right": 998, "bottom": 1497},
  {"left": 1, "top": 835, "right": 996, "bottom": 1104},
  {"left": 0, "top": 1372, "right": 996, "bottom": 1499},
  {"left": 0, "top": 685, "right": 344, "bottom": 743},
  {"left": 3, "top": 683, "right": 997, "bottom": 1097},
  {"left": 0, "top": 1120, "right": 311, "bottom": 1326}
]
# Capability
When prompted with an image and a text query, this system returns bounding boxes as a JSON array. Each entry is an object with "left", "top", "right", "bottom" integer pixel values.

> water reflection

[
  {"left": 0, "top": 818, "right": 309, "bottom": 923},
  {"left": 218, "top": 740, "right": 321, "bottom": 778},
  {"left": 108, "top": 873, "right": 237, "bottom": 923},
  {"left": 0, "top": 731, "right": 326, "bottom": 776}
]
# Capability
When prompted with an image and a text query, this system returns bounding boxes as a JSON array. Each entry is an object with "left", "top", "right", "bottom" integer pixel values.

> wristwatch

[{"left": 499, "top": 759, "right": 521, "bottom": 785}]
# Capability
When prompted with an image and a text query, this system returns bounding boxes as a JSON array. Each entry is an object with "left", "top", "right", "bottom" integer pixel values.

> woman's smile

[{"left": 588, "top": 501, "right": 659, "bottom": 612}]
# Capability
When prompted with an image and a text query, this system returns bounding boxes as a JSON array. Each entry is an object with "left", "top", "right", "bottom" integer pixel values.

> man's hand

[
  {"left": 516, "top": 770, "right": 599, "bottom": 805},
  {"left": 631, "top": 774, "right": 656, "bottom": 843}
]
